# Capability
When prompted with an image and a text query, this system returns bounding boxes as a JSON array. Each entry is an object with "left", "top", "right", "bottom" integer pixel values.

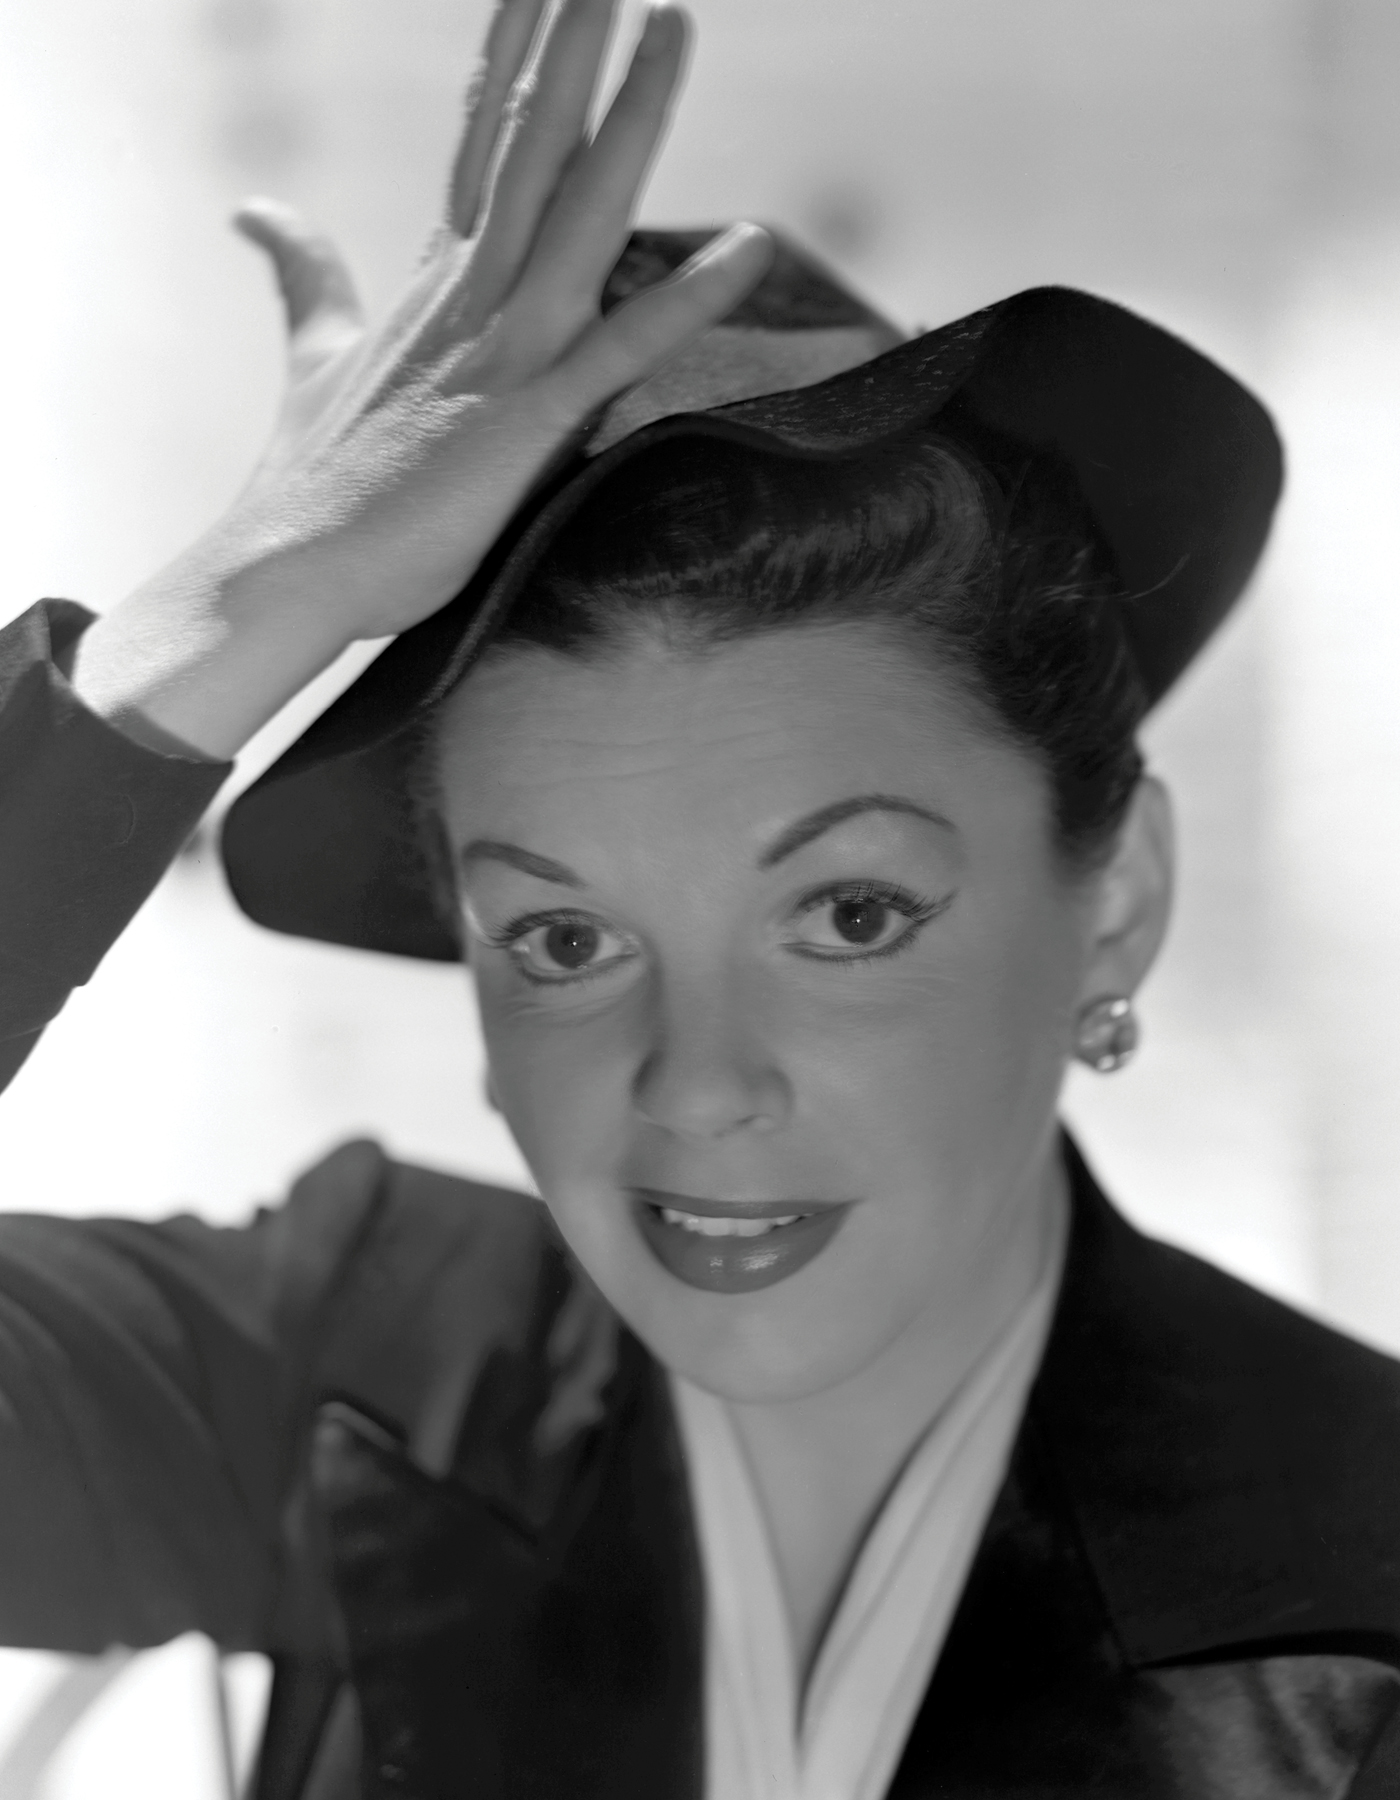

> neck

[{"left": 725, "top": 1138, "right": 1069, "bottom": 1686}]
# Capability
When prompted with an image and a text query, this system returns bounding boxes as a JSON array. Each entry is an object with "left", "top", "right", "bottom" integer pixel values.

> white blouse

[{"left": 669, "top": 1194, "right": 1068, "bottom": 1800}]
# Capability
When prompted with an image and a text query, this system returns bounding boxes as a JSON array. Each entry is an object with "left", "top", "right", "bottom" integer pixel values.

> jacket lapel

[
  {"left": 887, "top": 1133, "right": 1400, "bottom": 1795},
  {"left": 309, "top": 1235, "right": 705, "bottom": 1800},
  {"left": 1034, "top": 1134, "right": 1400, "bottom": 1662},
  {"left": 308, "top": 1133, "right": 1400, "bottom": 1797}
]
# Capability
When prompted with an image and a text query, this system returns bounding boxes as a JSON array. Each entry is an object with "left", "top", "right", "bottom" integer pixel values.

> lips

[{"left": 630, "top": 1187, "right": 851, "bottom": 1293}]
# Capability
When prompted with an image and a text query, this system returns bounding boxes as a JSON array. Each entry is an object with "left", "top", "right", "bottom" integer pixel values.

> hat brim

[{"left": 221, "top": 283, "right": 1282, "bottom": 962}]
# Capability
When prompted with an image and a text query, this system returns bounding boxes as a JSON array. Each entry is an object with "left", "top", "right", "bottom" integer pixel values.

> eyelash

[{"left": 479, "top": 881, "right": 951, "bottom": 989}]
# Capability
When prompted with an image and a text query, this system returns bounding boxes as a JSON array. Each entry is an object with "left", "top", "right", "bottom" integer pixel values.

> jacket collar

[
  {"left": 1034, "top": 1134, "right": 1400, "bottom": 1665},
  {"left": 311, "top": 1292, "right": 703, "bottom": 1800},
  {"left": 324, "top": 1132, "right": 1400, "bottom": 1674},
  {"left": 475, "top": 1133, "right": 1400, "bottom": 1666}
]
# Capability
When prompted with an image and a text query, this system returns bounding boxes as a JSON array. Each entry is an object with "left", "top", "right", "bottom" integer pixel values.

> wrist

[{"left": 71, "top": 537, "right": 358, "bottom": 761}]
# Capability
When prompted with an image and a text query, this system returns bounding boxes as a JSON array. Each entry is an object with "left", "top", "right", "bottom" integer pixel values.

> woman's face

[{"left": 436, "top": 623, "right": 1138, "bottom": 1403}]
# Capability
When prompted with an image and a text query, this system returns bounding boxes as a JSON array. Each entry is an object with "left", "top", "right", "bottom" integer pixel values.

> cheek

[
  {"left": 476, "top": 984, "right": 636, "bottom": 1213},
  {"left": 794, "top": 897, "right": 1081, "bottom": 1162},
  {"left": 485, "top": 1019, "right": 601, "bottom": 1141},
  {"left": 476, "top": 986, "right": 683, "bottom": 1343},
  {"left": 917, "top": 891, "right": 1082, "bottom": 1173}
]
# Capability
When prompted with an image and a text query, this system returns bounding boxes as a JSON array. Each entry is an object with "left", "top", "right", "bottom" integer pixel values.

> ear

[{"left": 1077, "top": 774, "right": 1175, "bottom": 1006}]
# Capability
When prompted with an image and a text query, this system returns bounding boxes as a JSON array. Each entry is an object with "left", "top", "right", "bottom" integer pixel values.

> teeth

[{"left": 659, "top": 1207, "right": 801, "bottom": 1237}]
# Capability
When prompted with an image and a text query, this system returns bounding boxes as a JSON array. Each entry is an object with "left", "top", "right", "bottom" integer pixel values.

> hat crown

[
  {"left": 601, "top": 228, "right": 894, "bottom": 331},
  {"left": 220, "top": 249, "right": 1283, "bottom": 962},
  {"left": 589, "top": 229, "right": 906, "bottom": 456}
]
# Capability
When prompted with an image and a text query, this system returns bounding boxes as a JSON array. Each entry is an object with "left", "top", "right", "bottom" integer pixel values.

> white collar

[{"left": 669, "top": 1192, "right": 1069, "bottom": 1800}]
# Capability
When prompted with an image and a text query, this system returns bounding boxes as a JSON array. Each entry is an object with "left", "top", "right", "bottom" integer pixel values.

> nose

[{"left": 631, "top": 971, "right": 792, "bottom": 1141}]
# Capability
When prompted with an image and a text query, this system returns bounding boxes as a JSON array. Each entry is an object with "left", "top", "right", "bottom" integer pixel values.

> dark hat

[{"left": 221, "top": 229, "right": 1283, "bottom": 962}]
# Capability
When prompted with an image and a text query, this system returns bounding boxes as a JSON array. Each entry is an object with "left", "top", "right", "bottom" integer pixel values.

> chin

[
  {"left": 541, "top": 1176, "right": 917, "bottom": 1400},
  {"left": 629, "top": 1277, "right": 902, "bottom": 1405}
]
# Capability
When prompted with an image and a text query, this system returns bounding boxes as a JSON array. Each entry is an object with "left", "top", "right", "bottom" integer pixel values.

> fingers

[
  {"left": 446, "top": 0, "right": 551, "bottom": 236},
  {"left": 468, "top": 0, "right": 620, "bottom": 314},
  {"left": 555, "top": 223, "right": 774, "bottom": 417},
  {"left": 233, "top": 198, "right": 363, "bottom": 360},
  {"left": 512, "top": 5, "right": 688, "bottom": 327}
]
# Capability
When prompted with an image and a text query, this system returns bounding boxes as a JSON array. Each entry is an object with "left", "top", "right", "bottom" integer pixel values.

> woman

[{"left": 3, "top": 1, "right": 1399, "bottom": 1795}]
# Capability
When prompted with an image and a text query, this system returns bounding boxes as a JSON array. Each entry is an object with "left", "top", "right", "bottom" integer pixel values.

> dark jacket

[{"left": 4, "top": 598, "right": 1400, "bottom": 1798}]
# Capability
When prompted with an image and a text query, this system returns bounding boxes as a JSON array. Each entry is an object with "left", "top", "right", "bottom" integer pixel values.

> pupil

[
  {"left": 545, "top": 922, "right": 598, "bottom": 969},
  {"left": 833, "top": 899, "right": 886, "bottom": 946}
]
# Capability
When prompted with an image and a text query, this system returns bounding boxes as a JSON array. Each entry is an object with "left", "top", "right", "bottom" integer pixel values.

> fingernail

[{"left": 708, "top": 222, "right": 771, "bottom": 260}]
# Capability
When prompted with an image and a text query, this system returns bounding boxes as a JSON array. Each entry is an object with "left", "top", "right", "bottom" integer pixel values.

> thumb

[{"left": 233, "top": 196, "right": 364, "bottom": 356}]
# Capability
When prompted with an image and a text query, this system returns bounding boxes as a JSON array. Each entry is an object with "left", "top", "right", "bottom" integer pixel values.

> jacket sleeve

[
  {"left": 0, "top": 1139, "right": 392, "bottom": 1654},
  {"left": 0, "top": 599, "right": 379, "bottom": 1655},
  {"left": 0, "top": 597, "right": 231, "bottom": 1093}
]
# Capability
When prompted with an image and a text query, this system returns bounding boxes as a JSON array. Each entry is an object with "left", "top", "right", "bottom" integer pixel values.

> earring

[{"left": 1073, "top": 996, "right": 1139, "bottom": 1073}]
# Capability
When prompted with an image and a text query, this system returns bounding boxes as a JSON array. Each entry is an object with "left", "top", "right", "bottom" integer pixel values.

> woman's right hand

[{"left": 71, "top": 0, "right": 771, "bottom": 761}]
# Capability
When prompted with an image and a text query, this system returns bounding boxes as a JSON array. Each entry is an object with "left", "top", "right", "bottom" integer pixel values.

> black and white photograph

[{"left": 2, "top": 1, "right": 1400, "bottom": 1794}]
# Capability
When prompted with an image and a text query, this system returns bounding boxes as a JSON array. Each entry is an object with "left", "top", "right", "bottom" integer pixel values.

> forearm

[
  {"left": 0, "top": 1145, "right": 389, "bottom": 1654},
  {"left": 0, "top": 601, "right": 231, "bottom": 1093},
  {"left": 0, "top": 1214, "right": 279, "bottom": 1652}
]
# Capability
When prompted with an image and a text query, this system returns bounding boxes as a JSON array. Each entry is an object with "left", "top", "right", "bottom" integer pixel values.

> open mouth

[
  {"left": 657, "top": 1207, "right": 803, "bottom": 1237},
  {"left": 630, "top": 1188, "right": 851, "bottom": 1293}
]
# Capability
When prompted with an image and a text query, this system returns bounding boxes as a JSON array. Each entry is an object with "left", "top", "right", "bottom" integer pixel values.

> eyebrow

[
  {"left": 757, "top": 793, "right": 957, "bottom": 868},
  {"left": 459, "top": 841, "right": 585, "bottom": 887},
  {"left": 460, "top": 795, "right": 954, "bottom": 888}
]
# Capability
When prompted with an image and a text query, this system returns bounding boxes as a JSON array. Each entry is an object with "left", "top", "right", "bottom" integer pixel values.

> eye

[
  {"left": 482, "top": 909, "right": 637, "bottom": 985},
  {"left": 787, "top": 880, "right": 949, "bottom": 962}
]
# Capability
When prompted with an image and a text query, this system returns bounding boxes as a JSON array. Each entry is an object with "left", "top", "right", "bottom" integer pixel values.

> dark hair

[{"left": 472, "top": 423, "right": 1147, "bottom": 871}]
